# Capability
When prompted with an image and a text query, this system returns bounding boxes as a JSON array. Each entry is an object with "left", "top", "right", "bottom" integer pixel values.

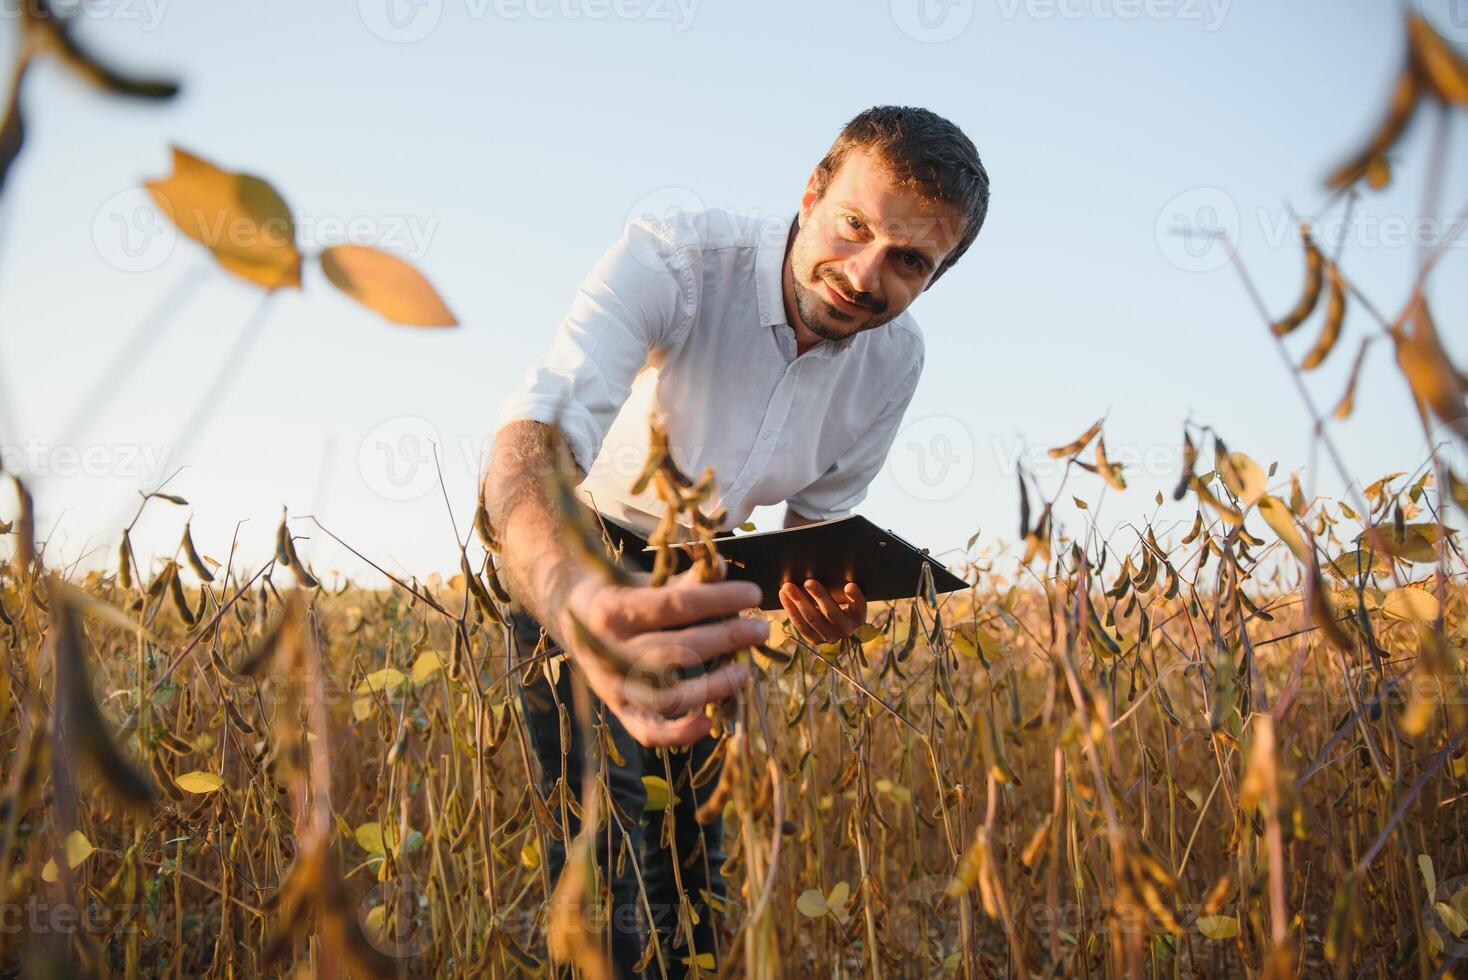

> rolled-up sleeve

[
  {"left": 784, "top": 351, "right": 923, "bottom": 521},
  {"left": 492, "top": 217, "right": 694, "bottom": 475}
]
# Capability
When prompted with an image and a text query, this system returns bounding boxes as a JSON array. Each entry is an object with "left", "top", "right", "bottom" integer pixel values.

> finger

[
  {"left": 605, "top": 580, "right": 763, "bottom": 634},
  {"left": 616, "top": 703, "right": 713, "bottom": 748},
  {"left": 804, "top": 579, "right": 849, "bottom": 625},
  {"left": 623, "top": 661, "right": 751, "bottom": 718},
  {"left": 781, "top": 584, "right": 834, "bottom": 644},
  {"left": 624, "top": 615, "right": 771, "bottom": 672}
]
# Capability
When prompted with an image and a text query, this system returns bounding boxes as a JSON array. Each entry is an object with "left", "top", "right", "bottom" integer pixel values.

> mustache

[{"left": 817, "top": 270, "right": 886, "bottom": 314}]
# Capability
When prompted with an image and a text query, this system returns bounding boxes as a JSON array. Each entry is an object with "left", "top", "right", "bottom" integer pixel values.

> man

[{"left": 482, "top": 105, "right": 988, "bottom": 978}]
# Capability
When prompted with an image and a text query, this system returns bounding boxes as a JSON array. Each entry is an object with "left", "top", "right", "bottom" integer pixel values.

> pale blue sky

[{"left": 1, "top": 0, "right": 1464, "bottom": 585}]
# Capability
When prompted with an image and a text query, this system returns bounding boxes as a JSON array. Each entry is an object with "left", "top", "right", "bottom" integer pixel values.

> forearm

[
  {"left": 481, "top": 420, "right": 593, "bottom": 641},
  {"left": 783, "top": 504, "right": 820, "bottom": 529}
]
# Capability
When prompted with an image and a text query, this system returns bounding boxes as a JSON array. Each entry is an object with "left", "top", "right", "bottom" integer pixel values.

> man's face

[{"left": 786, "top": 149, "right": 963, "bottom": 344}]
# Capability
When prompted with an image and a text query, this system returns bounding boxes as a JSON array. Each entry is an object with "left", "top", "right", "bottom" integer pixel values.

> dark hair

[{"left": 812, "top": 105, "right": 990, "bottom": 283}]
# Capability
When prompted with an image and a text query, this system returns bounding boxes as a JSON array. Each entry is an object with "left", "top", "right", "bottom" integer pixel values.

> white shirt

[{"left": 492, "top": 205, "right": 925, "bottom": 538}]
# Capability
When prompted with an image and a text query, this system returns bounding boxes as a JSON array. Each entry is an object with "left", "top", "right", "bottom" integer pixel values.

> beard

[{"left": 788, "top": 233, "right": 894, "bottom": 342}]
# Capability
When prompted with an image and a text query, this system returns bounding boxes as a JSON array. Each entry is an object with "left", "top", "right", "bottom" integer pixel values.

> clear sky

[{"left": 1, "top": 0, "right": 1464, "bottom": 586}]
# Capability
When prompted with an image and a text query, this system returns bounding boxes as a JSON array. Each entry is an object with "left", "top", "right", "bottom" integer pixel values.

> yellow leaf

[
  {"left": 826, "top": 880, "right": 850, "bottom": 913},
  {"left": 320, "top": 244, "right": 457, "bottom": 327},
  {"left": 875, "top": 779, "right": 912, "bottom": 804},
  {"left": 41, "top": 831, "right": 96, "bottom": 882},
  {"left": 174, "top": 770, "right": 226, "bottom": 794},
  {"left": 355, "top": 667, "right": 407, "bottom": 697},
  {"left": 1258, "top": 495, "right": 1309, "bottom": 564},
  {"left": 411, "top": 650, "right": 444, "bottom": 685},
  {"left": 352, "top": 697, "right": 375, "bottom": 722},
  {"left": 1196, "top": 914, "right": 1240, "bottom": 940},
  {"left": 1420, "top": 854, "right": 1437, "bottom": 899},
  {"left": 144, "top": 146, "right": 302, "bottom": 289},
  {"left": 521, "top": 838, "right": 541, "bottom": 870},
  {"left": 679, "top": 953, "right": 716, "bottom": 970},
  {"left": 1436, "top": 902, "right": 1468, "bottom": 938},
  {"left": 355, "top": 822, "right": 386, "bottom": 856},
  {"left": 1220, "top": 452, "right": 1266, "bottom": 507},
  {"left": 1326, "top": 549, "right": 1394, "bottom": 580},
  {"left": 796, "top": 889, "right": 828, "bottom": 918},
  {"left": 642, "top": 775, "right": 673, "bottom": 813},
  {"left": 1382, "top": 587, "right": 1440, "bottom": 622}
]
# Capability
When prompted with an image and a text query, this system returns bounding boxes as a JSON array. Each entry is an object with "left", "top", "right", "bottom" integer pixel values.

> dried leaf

[
  {"left": 320, "top": 244, "right": 457, "bottom": 327},
  {"left": 145, "top": 146, "right": 301, "bottom": 289}
]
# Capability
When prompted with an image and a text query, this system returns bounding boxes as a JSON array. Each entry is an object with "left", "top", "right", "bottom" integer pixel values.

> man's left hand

[{"left": 779, "top": 579, "right": 867, "bottom": 646}]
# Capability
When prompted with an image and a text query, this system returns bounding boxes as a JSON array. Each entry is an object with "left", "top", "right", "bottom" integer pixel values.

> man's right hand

[{"left": 556, "top": 567, "right": 768, "bottom": 747}]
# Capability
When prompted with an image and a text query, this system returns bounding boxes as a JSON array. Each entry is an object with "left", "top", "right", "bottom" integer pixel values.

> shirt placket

[{"left": 721, "top": 355, "right": 803, "bottom": 514}]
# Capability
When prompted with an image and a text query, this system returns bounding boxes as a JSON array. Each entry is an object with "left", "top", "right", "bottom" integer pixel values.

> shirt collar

[{"left": 754, "top": 211, "right": 856, "bottom": 358}]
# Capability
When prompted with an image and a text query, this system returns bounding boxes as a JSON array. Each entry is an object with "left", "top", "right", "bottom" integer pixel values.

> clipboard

[{"left": 644, "top": 514, "right": 969, "bottom": 611}]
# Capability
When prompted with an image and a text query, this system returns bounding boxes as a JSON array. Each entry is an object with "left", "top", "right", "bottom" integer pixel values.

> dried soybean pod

[
  {"left": 167, "top": 562, "right": 196, "bottom": 626},
  {"left": 1333, "top": 338, "right": 1372, "bottom": 419},
  {"left": 1301, "top": 263, "right": 1347, "bottom": 370},
  {"left": 462, "top": 552, "right": 501, "bottom": 624},
  {"left": 274, "top": 507, "right": 295, "bottom": 567},
  {"left": 1095, "top": 436, "right": 1126, "bottom": 491},
  {"left": 1046, "top": 419, "right": 1102, "bottom": 459},
  {"left": 10, "top": 475, "right": 35, "bottom": 576},
  {"left": 474, "top": 498, "right": 497, "bottom": 551},
  {"left": 181, "top": 520, "right": 214, "bottom": 582},
  {"left": 1327, "top": 66, "right": 1420, "bottom": 190},
  {"left": 1172, "top": 430, "right": 1196, "bottom": 501},
  {"left": 1408, "top": 13, "right": 1468, "bottom": 108},
  {"left": 1017, "top": 471, "right": 1031, "bottom": 540},
  {"left": 118, "top": 531, "right": 135, "bottom": 591},
  {"left": 1271, "top": 224, "right": 1325, "bottom": 336},
  {"left": 52, "top": 584, "right": 155, "bottom": 806},
  {"left": 1181, "top": 511, "right": 1203, "bottom": 545}
]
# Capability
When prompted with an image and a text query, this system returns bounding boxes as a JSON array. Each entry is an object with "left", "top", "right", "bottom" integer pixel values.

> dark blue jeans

[{"left": 508, "top": 515, "right": 727, "bottom": 980}]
